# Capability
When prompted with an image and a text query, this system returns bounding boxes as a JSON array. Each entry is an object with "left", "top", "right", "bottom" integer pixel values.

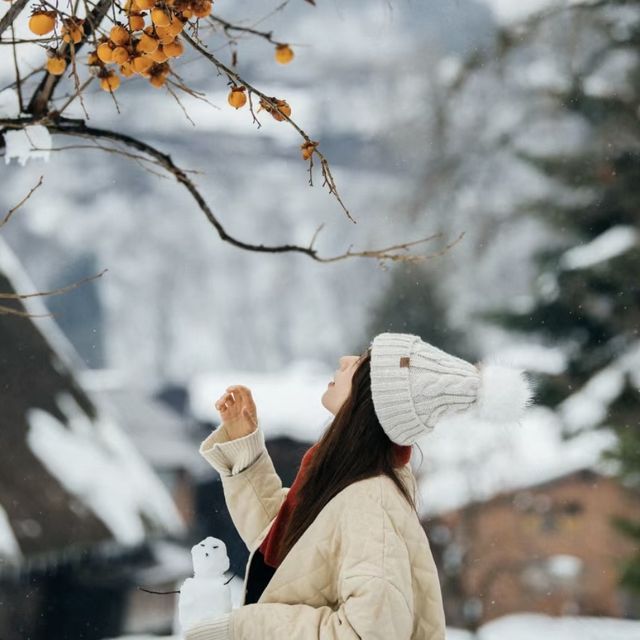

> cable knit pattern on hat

[{"left": 369, "top": 332, "right": 534, "bottom": 446}]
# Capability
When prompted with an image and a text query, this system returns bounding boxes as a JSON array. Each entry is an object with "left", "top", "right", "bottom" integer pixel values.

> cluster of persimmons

[
  {"left": 28, "top": 2, "right": 294, "bottom": 95},
  {"left": 27, "top": 2, "right": 317, "bottom": 158}
]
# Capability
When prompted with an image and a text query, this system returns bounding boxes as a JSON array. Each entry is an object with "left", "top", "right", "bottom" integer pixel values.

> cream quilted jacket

[{"left": 189, "top": 424, "right": 446, "bottom": 639}]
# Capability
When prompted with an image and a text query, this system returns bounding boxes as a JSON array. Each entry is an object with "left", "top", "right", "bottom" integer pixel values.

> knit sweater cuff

[
  {"left": 184, "top": 612, "right": 232, "bottom": 640},
  {"left": 199, "top": 425, "right": 266, "bottom": 477}
]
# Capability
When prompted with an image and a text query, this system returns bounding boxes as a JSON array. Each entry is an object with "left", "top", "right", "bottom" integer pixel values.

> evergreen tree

[{"left": 477, "top": 1, "right": 640, "bottom": 595}]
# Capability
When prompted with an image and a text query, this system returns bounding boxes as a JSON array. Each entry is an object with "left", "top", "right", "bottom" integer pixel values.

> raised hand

[{"left": 214, "top": 384, "right": 259, "bottom": 440}]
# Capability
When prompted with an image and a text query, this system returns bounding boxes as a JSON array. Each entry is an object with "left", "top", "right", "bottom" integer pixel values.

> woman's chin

[{"left": 320, "top": 390, "right": 336, "bottom": 415}]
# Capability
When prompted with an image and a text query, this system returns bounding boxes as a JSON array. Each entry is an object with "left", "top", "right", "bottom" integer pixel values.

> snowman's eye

[
  {"left": 200, "top": 544, "right": 204, "bottom": 547},
  {"left": 213, "top": 545, "right": 218, "bottom": 549}
]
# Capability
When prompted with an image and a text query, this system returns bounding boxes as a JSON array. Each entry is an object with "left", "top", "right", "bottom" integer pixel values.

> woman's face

[{"left": 321, "top": 353, "right": 365, "bottom": 415}]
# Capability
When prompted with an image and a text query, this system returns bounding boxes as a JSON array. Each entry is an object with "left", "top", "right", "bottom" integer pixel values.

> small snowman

[{"left": 178, "top": 536, "right": 232, "bottom": 634}]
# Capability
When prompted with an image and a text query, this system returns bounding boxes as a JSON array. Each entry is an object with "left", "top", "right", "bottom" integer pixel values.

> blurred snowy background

[{"left": 1, "top": 0, "right": 639, "bottom": 638}]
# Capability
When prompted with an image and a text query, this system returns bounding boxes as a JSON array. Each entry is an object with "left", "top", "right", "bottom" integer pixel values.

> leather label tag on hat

[{"left": 399, "top": 356, "right": 410, "bottom": 368}]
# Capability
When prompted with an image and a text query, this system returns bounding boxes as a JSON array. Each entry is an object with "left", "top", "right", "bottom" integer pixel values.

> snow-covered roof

[
  {"left": 78, "top": 369, "right": 209, "bottom": 474},
  {"left": 0, "top": 238, "right": 186, "bottom": 573}
]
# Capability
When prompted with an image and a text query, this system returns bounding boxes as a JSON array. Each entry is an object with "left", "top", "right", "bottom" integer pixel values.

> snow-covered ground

[
  {"left": 461, "top": 612, "right": 640, "bottom": 639},
  {"left": 102, "top": 611, "right": 640, "bottom": 640}
]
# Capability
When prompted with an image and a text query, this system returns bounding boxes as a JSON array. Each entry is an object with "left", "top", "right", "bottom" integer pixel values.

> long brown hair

[{"left": 276, "top": 348, "right": 420, "bottom": 566}]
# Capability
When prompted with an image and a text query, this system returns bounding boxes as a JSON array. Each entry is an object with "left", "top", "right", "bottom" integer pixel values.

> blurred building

[
  {"left": 0, "top": 239, "right": 193, "bottom": 639},
  {"left": 426, "top": 467, "right": 640, "bottom": 628},
  {"left": 78, "top": 370, "right": 210, "bottom": 532}
]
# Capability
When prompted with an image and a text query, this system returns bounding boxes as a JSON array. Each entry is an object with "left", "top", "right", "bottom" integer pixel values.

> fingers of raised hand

[
  {"left": 215, "top": 392, "right": 235, "bottom": 411},
  {"left": 227, "top": 385, "right": 256, "bottom": 412},
  {"left": 215, "top": 386, "right": 254, "bottom": 412}
]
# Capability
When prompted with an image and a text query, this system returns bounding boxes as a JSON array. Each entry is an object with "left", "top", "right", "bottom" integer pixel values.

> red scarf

[{"left": 259, "top": 442, "right": 412, "bottom": 568}]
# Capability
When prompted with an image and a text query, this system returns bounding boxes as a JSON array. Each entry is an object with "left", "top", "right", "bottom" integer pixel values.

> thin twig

[
  {"left": 0, "top": 304, "right": 56, "bottom": 318},
  {"left": 55, "top": 77, "right": 95, "bottom": 117},
  {"left": 0, "top": 267, "right": 109, "bottom": 319},
  {"left": 0, "top": 176, "right": 45, "bottom": 229},
  {"left": 0, "top": 268, "right": 108, "bottom": 300},
  {"left": 207, "top": 14, "right": 285, "bottom": 46},
  {"left": 182, "top": 30, "right": 355, "bottom": 224}
]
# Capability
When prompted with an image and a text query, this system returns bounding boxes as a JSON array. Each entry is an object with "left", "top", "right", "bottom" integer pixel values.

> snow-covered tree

[{"left": 471, "top": 0, "right": 640, "bottom": 594}]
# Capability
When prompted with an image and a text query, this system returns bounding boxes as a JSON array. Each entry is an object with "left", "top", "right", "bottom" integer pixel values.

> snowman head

[{"left": 191, "top": 536, "right": 230, "bottom": 578}]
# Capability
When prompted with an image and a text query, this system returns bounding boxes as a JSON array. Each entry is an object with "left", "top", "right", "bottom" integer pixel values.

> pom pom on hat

[{"left": 472, "top": 356, "right": 536, "bottom": 424}]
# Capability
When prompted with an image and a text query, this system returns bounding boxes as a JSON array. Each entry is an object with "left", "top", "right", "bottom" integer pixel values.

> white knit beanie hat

[{"left": 369, "top": 332, "right": 536, "bottom": 445}]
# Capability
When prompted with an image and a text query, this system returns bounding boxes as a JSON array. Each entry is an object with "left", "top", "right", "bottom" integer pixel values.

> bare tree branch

[
  {"left": 0, "top": 267, "right": 108, "bottom": 318},
  {"left": 0, "top": 115, "right": 465, "bottom": 264},
  {"left": 0, "top": 0, "right": 30, "bottom": 39},
  {"left": 0, "top": 268, "right": 108, "bottom": 301},
  {"left": 0, "top": 176, "right": 44, "bottom": 229}
]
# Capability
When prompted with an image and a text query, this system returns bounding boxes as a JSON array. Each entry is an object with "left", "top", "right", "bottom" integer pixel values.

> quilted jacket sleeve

[
  {"left": 227, "top": 575, "right": 413, "bottom": 640},
  {"left": 199, "top": 425, "right": 290, "bottom": 551},
  {"left": 185, "top": 574, "right": 412, "bottom": 640},
  {"left": 227, "top": 485, "right": 414, "bottom": 640}
]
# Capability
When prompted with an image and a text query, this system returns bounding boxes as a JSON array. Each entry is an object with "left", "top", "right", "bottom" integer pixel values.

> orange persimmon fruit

[
  {"left": 150, "top": 46, "right": 169, "bottom": 63},
  {"left": 151, "top": 8, "right": 171, "bottom": 26},
  {"left": 112, "top": 46, "right": 130, "bottom": 64},
  {"left": 167, "top": 15, "right": 185, "bottom": 36},
  {"left": 191, "top": 0, "right": 211, "bottom": 18},
  {"left": 132, "top": 54, "right": 153, "bottom": 74},
  {"left": 129, "top": 12, "right": 146, "bottom": 31},
  {"left": 110, "top": 24, "right": 130, "bottom": 45},
  {"left": 228, "top": 86, "right": 247, "bottom": 109},
  {"left": 300, "top": 140, "right": 318, "bottom": 160},
  {"left": 99, "top": 71, "right": 121, "bottom": 92},
  {"left": 61, "top": 18, "right": 84, "bottom": 44},
  {"left": 274, "top": 44, "right": 294, "bottom": 64},
  {"left": 271, "top": 99, "right": 291, "bottom": 121},
  {"left": 138, "top": 29, "right": 159, "bottom": 53},
  {"left": 120, "top": 61, "right": 135, "bottom": 77},
  {"left": 163, "top": 38, "right": 183, "bottom": 57},
  {"left": 29, "top": 10, "right": 57, "bottom": 36},
  {"left": 97, "top": 41, "right": 115, "bottom": 62},
  {"left": 46, "top": 55, "right": 67, "bottom": 75}
]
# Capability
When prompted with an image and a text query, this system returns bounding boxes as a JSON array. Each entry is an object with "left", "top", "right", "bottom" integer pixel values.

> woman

[{"left": 186, "top": 332, "right": 534, "bottom": 640}]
